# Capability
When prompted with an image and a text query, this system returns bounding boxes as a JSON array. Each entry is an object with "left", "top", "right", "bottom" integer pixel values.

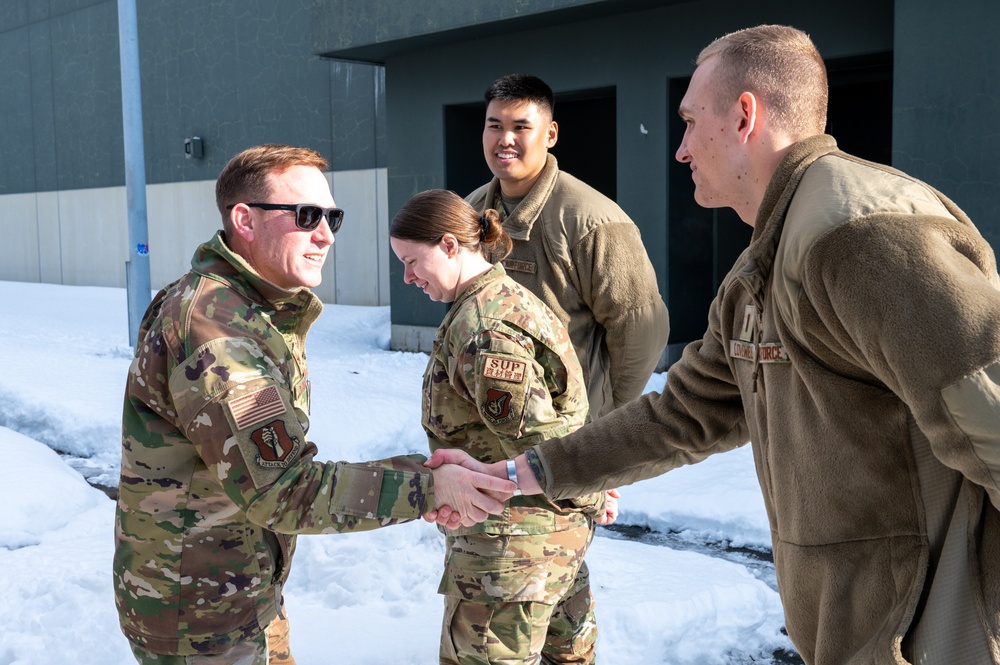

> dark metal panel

[
  {"left": 0, "top": 26, "right": 35, "bottom": 194},
  {"left": 382, "top": 0, "right": 897, "bottom": 338},
  {"left": 137, "top": 0, "right": 335, "bottom": 184},
  {"left": 893, "top": 0, "right": 1000, "bottom": 252},
  {"left": 49, "top": 1, "right": 124, "bottom": 191}
]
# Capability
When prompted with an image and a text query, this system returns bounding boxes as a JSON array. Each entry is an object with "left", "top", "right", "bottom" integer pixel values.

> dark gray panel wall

[
  {"left": 138, "top": 1, "right": 334, "bottom": 183},
  {"left": 893, "top": 1, "right": 1000, "bottom": 250},
  {"left": 382, "top": 0, "right": 895, "bottom": 329},
  {"left": 0, "top": 0, "right": 121, "bottom": 194},
  {"left": 0, "top": 0, "right": 384, "bottom": 195},
  {"left": 329, "top": 61, "right": 387, "bottom": 170},
  {"left": 0, "top": 24, "right": 35, "bottom": 192},
  {"left": 312, "top": 0, "right": 607, "bottom": 53},
  {"left": 50, "top": 2, "right": 125, "bottom": 191}
]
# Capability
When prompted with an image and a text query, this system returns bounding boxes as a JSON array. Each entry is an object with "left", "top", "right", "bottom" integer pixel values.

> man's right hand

[{"left": 428, "top": 460, "right": 515, "bottom": 529}]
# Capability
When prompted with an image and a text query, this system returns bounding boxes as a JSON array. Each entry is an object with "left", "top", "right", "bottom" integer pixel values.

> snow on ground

[{"left": 0, "top": 280, "right": 792, "bottom": 664}]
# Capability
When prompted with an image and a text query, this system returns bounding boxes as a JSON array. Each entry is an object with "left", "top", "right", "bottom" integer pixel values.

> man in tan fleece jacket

[
  {"left": 434, "top": 25, "right": 1000, "bottom": 665},
  {"left": 467, "top": 74, "right": 669, "bottom": 421}
]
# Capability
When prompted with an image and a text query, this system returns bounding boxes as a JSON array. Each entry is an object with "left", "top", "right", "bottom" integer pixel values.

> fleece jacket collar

[
  {"left": 483, "top": 154, "right": 560, "bottom": 242},
  {"left": 736, "top": 135, "right": 839, "bottom": 304}
]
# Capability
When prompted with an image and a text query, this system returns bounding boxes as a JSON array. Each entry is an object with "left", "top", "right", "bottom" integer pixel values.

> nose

[
  {"left": 312, "top": 215, "right": 336, "bottom": 246},
  {"left": 675, "top": 129, "right": 691, "bottom": 163},
  {"left": 499, "top": 130, "right": 515, "bottom": 146},
  {"left": 403, "top": 265, "right": 416, "bottom": 284}
]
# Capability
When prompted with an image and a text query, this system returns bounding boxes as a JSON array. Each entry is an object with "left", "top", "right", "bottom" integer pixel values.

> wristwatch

[{"left": 506, "top": 459, "right": 523, "bottom": 496}]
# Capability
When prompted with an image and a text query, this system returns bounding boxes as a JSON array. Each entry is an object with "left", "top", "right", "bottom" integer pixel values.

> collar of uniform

[
  {"left": 191, "top": 232, "right": 323, "bottom": 323},
  {"left": 741, "top": 135, "right": 839, "bottom": 292},
  {"left": 485, "top": 153, "right": 560, "bottom": 242},
  {"left": 437, "top": 263, "right": 508, "bottom": 337}
]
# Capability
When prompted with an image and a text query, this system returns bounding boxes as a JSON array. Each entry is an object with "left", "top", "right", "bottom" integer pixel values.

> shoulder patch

[
  {"left": 249, "top": 420, "right": 299, "bottom": 467},
  {"left": 223, "top": 385, "right": 301, "bottom": 488},
  {"left": 482, "top": 353, "right": 527, "bottom": 383},
  {"left": 227, "top": 385, "right": 287, "bottom": 429},
  {"left": 483, "top": 388, "right": 515, "bottom": 425}
]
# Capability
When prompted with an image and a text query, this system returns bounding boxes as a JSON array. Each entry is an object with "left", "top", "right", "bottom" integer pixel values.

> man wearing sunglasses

[{"left": 114, "top": 144, "right": 514, "bottom": 665}]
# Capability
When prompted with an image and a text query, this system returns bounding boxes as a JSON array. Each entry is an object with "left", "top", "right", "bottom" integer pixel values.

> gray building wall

[
  {"left": 317, "top": 0, "right": 908, "bottom": 354},
  {"left": 893, "top": 0, "right": 1000, "bottom": 252},
  {"left": 0, "top": 0, "right": 390, "bottom": 305},
  {"left": 317, "top": 0, "right": 1000, "bottom": 357},
  {"left": 1, "top": 0, "right": 998, "bottom": 356}
]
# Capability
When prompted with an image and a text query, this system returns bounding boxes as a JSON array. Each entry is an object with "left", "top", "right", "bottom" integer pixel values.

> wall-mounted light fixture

[{"left": 184, "top": 136, "right": 203, "bottom": 159}]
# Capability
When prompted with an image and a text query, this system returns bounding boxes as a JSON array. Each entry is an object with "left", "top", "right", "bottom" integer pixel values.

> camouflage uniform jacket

[
  {"left": 424, "top": 263, "right": 603, "bottom": 537},
  {"left": 114, "top": 232, "right": 432, "bottom": 656}
]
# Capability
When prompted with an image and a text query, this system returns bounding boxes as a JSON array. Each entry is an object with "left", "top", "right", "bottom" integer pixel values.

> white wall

[{"left": 0, "top": 168, "right": 389, "bottom": 306}]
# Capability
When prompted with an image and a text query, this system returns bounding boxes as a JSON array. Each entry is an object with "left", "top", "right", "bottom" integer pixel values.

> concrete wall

[
  {"left": 0, "top": 167, "right": 389, "bottom": 305},
  {"left": 0, "top": 0, "right": 390, "bottom": 305}
]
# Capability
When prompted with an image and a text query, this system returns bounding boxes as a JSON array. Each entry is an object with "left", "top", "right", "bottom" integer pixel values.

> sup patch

[{"left": 481, "top": 353, "right": 526, "bottom": 383}]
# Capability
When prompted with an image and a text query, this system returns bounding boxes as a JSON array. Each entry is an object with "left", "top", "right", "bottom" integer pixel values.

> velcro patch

[
  {"left": 249, "top": 420, "right": 299, "bottom": 467},
  {"left": 758, "top": 343, "right": 791, "bottom": 364},
  {"left": 227, "top": 385, "right": 287, "bottom": 429},
  {"left": 483, "top": 389, "right": 514, "bottom": 425},
  {"left": 482, "top": 353, "right": 526, "bottom": 383},
  {"left": 730, "top": 340, "right": 756, "bottom": 362},
  {"left": 224, "top": 385, "right": 302, "bottom": 488},
  {"left": 502, "top": 259, "right": 536, "bottom": 275}
]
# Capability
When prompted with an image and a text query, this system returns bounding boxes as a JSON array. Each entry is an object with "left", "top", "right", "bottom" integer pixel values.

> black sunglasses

[{"left": 228, "top": 202, "right": 344, "bottom": 233}]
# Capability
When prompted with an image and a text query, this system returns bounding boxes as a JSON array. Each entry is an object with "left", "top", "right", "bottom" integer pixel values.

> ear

[
  {"left": 440, "top": 233, "right": 460, "bottom": 258},
  {"left": 736, "top": 92, "right": 758, "bottom": 145},
  {"left": 546, "top": 120, "right": 559, "bottom": 149},
  {"left": 229, "top": 203, "right": 255, "bottom": 243}
]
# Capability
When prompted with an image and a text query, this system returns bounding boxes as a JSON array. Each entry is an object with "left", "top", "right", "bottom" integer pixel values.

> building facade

[{"left": 1, "top": 0, "right": 997, "bottom": 362}]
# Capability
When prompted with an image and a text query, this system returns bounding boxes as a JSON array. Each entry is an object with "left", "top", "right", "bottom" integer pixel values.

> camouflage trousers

[
  {"left": 439, "top": 525, "right": 597, "bottom": 664},
  {"left": 129, "top": 614, "right": 296, "bottom": 665}
]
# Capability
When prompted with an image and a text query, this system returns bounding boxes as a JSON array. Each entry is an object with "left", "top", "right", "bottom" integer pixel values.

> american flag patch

[{"left": 227, "top": 386, "right": 287, "bottom": 430}]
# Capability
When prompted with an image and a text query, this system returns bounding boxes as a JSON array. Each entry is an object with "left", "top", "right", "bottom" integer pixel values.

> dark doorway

[
  {"left": 665, "top": 52, "right": 893, "bottom": 362},
  {"left": 445, "top": 88, "right": 617, "bottom": 200},
  {"left": 826, "top": 52, "right": 894, "bottom": 166}
]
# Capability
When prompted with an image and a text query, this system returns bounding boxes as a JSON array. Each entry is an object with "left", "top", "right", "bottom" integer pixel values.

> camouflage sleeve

[
  {"left": 458, "top": 330, "right": 581, "bottom": 456},
  {"left": 460, "top": 331, "right": 549, "bottom": 454},
  {"left": 461, "top": 331, "right": 605, "bottom": 517},
  {"left": 169, "top": 336, "right": 431, "bottom": 534}
]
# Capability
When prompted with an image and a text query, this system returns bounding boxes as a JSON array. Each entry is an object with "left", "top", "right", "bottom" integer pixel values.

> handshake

[{"left": 422, "top": 449, "right": 619, "bottom": 529}]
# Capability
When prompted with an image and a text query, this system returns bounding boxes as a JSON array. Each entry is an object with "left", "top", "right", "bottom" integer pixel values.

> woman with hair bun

[{"left": 390, "top": 189, "right": 616, "bottom": 664}]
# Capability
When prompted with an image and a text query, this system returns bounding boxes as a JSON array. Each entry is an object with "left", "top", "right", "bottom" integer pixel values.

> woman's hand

[{"left": 594, "top": 489, "right": 621, "bottom": 526}]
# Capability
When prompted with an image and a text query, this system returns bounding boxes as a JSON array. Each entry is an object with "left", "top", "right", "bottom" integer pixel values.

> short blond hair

[
  {"left": 698, "top": 25, "right": 828, "bottom": 139},
  {"left": 215, "top": 144, "right": 328, "bottom": 229}
]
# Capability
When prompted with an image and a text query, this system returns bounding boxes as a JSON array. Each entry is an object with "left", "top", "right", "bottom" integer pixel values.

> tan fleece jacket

[
  {"left": 532, "top": 136, "right": 1000, "bottom": 664},
  {"left": 467, "top": 154, "right": 669, "bottom": 419}
]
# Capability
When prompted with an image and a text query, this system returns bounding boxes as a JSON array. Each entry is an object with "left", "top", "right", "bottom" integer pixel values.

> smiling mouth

[
  {"left": 496, "top": 151, "right": 519, "bottom": 160},
  {"left": 304, "top": 253, "right": 326, "bottom": 264}
]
